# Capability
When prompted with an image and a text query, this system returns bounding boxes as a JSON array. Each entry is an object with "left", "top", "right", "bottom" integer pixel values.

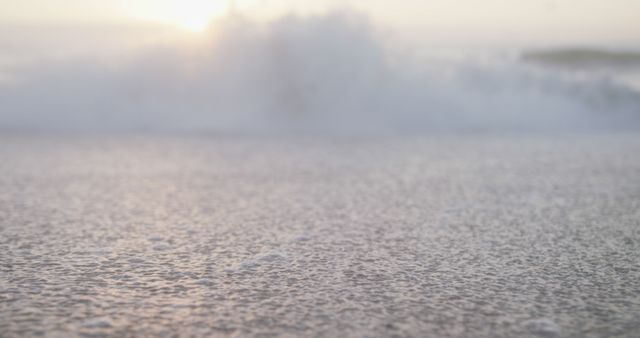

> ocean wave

[
  {"left": 521, "top": 48, "right": 640, "bottom": 69},
  {"left": 1, "top": 12, "right": 639, "bottom": 133}
]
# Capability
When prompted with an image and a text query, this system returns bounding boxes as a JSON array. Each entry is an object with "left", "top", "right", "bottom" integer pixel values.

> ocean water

[
  {"left": 1, "top": 9, "right": 640, "bottom": 336},
  {"left": 1, "top": 134, "right": 639, "bottom": 337}
]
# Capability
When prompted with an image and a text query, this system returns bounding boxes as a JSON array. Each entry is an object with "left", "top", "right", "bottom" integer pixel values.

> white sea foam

[{"left": 523, "top": 318, "right": 561, "bottom": 337}]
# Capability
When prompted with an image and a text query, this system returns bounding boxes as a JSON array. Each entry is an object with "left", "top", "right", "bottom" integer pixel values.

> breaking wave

[{"left": 1, "top": 11, "right": 639, "bottom": 133}]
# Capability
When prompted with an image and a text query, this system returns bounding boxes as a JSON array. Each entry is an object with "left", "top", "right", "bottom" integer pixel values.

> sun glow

[{"left": 121, "top": 0, "right": 230, "bottom": 32}]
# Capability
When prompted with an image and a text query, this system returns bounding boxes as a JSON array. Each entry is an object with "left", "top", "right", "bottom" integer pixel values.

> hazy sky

[{"left": 1, "top": 0, "right": 639, "bottom": 46}]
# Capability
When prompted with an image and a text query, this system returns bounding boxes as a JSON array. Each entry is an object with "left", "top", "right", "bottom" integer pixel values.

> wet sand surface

[{"left": 1, "top": 134, "right": 639, "bottom": 337}]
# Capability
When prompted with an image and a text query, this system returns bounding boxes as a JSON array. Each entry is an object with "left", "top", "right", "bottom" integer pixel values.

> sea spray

[{"left": 1, "top": 11, "right": 638, "bottom": 133}]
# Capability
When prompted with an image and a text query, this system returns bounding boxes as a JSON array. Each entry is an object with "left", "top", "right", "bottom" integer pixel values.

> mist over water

[{"left": 1, "top": 10, "right": 639, "bottom": 134}]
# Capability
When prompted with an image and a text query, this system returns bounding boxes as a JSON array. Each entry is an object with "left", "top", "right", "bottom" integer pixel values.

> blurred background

[{"left": 1, "top": 0, "right": 639, "bottom": 133}]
